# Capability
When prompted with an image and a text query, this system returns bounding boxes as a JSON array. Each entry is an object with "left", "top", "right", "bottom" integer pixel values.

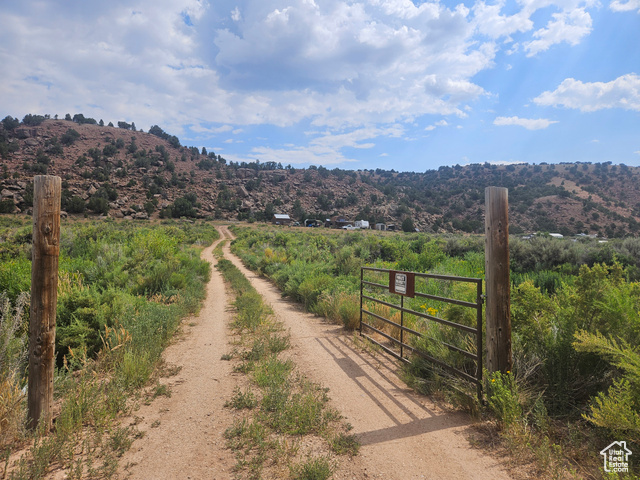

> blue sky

[{"left": 0, "top": 0, "right": 638, "bottom": 172}]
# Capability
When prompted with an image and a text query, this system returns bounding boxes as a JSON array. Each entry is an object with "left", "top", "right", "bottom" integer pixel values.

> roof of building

[{"left": 273, "top": 214, "right": 291, "bottom": 220}]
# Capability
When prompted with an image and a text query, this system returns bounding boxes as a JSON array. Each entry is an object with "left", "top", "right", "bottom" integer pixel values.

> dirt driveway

[{"left": 117, "top": 226, "right": 513, "bottom": 480}]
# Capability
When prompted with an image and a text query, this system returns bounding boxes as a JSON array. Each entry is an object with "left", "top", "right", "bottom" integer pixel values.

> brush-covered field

[
  {"left": 1, "top": 216, "right": 638, "bottom": 479},
  {"left": 231, "top": 225, "right": 640, "bottom": 478},
  {"left": 0, "top": 216, "right": 217, "bottom": 478}
]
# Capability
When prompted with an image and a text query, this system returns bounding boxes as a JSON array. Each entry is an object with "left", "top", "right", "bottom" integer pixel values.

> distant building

[
  {"left": 355, "top": 220, "right": 370, "bottom": 229},
  {"left": 549, "top": 233, "right": 564, "bottom": 238},
  {"left": 330, "top": 216, "right": 352, "bottom": 228},
  {"left": 375, "top": 223, "right": 386, "bottom": 231},
  {"left": 272, "top": 214, "right": 291, "bottom": 225}
]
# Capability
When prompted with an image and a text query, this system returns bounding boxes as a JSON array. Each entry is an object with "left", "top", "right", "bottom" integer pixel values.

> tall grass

[{"left": 0, "top": 292, "right": 29, "bottom": 447}]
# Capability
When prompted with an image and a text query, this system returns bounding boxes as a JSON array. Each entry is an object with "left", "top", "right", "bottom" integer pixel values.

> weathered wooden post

[
  {"left": 484, "top": 186, "right": 512, "bottom": 374},
  {"left": 28, "top": 175, "right": 61, "bottom": 431}
]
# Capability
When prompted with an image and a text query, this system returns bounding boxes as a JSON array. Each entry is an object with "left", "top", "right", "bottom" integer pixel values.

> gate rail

[{"left": 359, "top": 267, "right": 484, "bottom": 399}]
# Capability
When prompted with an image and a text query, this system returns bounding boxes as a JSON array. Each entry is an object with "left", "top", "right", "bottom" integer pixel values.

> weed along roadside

[
  {"left": 215, "top": 252, "right": 360, "bottom": 479},
  {"left": 0, "top": 218, "right": 218, "bottom": 479},
  {"left": 228, "top": 224, "right": 640, "bottom": 479}
]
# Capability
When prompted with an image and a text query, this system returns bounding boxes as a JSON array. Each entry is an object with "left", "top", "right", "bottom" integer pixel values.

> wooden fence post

[
  {"left": 485, "top": 186, "right": 512, "bottom": 374},
  {"left": 28, "top": 175, "right": 61, "bottom": 431}
]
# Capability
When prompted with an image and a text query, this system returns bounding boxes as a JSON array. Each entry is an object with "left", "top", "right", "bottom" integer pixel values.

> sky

[{"left": 0, "top": 0, "right": 639, "bottom": 173}]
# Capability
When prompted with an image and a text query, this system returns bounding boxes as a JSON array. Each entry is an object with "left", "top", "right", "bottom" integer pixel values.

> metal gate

[{"left": 359, "top": 267, "right": 484, "bottom": 399}]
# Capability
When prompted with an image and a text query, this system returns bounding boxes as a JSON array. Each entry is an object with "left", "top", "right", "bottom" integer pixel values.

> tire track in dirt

[
  {"left": 220, "top": 226, "right": 514, "bottom": 480},
  {"left": 118, "top": 230, "right": 238, "bottom": 480}
]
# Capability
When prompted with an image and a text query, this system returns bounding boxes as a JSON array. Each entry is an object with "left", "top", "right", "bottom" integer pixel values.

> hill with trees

[{"left": 1, "top": 114, "right": 640, "bottom": 237}]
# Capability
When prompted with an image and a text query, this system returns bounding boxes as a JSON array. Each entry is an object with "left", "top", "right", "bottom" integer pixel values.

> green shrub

[
  {"left": 486, "top": 371, "right": 522, "bottom": 429},
  {"left": 118, "top": 351, "right": 153, "bottom": 390},
  {"left": 225, "top": 387, "right": 257, "bottom": 410},
  {"left": 87, "top": 195, "right": 109, "bottom": 214},
  {"left": 269, "top": 378, "right": 334, "bottom": 435},
  {"left": 584, "top": 378, "right": 640, "bottom": 444},
  {"left": 574, "top": 332, "right": 640, "bottom": 444},
  {"left": 0, "top": 200, "right": 15, "bottom": 213},
  {"left": 64, "top": 195, "right": 86, "bottom": 214},
  {"left": 0, "top": 259, "right": 31, "bottom": 302},
  {"left": 333, "top": 246, "right": 362, "bottom": 276},
  {"left": 297, "top": 274, "right": 335, "bottom": 309},
  {"left": 56, "top": 288, "right": 104, "bottom": 365},
  {"left": 329, "top": 432, "right": 360, "bottom": 456},
  {"left": 290, "top": 456, "right": 334, "bottom": 480},
  {"left": 60, "top": 128, "right": 80, "bottom": 146},
  {"left": 253, "top": 357, "right": 294, "bottom": 389},
  {"left": 511, "top": 280, "right": 555, "bottom": 359}
]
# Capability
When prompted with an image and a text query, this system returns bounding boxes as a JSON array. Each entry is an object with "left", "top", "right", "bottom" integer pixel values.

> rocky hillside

[{"left": 1, "top": 116, "right": 640, "bottom": 237}]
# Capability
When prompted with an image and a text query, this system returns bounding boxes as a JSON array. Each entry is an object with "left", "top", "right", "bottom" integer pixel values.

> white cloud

[
  {"left": 487, "top": 159, "right": 527, "bottom": 165},
  {"left": 209, "top": 0, "right": 490, "bottom": 127},
  {"left": 0, "top": 0, "right": 593, "bottom": 135},
  {"left": 0, "top": 0, "right": 627, "bottom": 169},
  {"left": 494, "top": 116, "right": 558, "bottom": 129},
  {"left": 472, "top": 1, "right": 532, "bottom": 39},
  {"left": 610, "top": 0, "right": 640, "bottom": 11},
  {"left": 471, "top": 0, "right": 599, "bottom": 55},
  {"left": 231, "top": 124, "right": 403, "bottom": 166},
  {"left": 425, "top": 119, "right": 449, "bottom": 131},
  {"left": 310, "top": 125, "right": 403, "bottom": 150},
  {"left": 518, "top": 0, "right": 599, "bottom": 15},
  {"left": 368, "top": 0, "right": 440, "bottom": 20},
  {"left": 190, "top": 124, "right": 234, "bottom": 134},
  {"left": 0, "top": 0, "right": 229, "bottom": 133},
  {"left": 534, "top": 74, "right": 640, "bottom": 112},
  {"left": 239, "top": 145, "right": 355, "bottom": 166},
  {"left": 523, "top": 8, "right": 592, "bottom": 56}
]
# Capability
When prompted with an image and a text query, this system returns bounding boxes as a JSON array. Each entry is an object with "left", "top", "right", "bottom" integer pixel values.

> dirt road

[
  {"left": 118, "top": 226, "right": 513, "bottom": 480},
  {"left": 118, "top": 233, "right": 237, "bottom": 479}
]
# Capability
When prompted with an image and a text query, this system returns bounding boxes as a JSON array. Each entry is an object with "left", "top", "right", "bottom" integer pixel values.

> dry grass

[
  {"left": 315, "top": 291, "right": 361, "bottom": 330},
  {"left": 0, "top": 292, "right": 29, "bottom": 448}
]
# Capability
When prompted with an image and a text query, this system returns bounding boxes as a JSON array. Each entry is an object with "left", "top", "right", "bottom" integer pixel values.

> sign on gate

[{"left": 389, "top": 271, "right": 415, "bottom": 297}]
